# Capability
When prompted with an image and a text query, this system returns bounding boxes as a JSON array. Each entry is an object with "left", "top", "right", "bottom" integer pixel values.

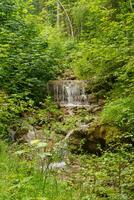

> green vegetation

[
  {"left": 0, "top": 140, "right": 133, "bottom": 200},
  {"left": 0, "top": 0, "right": 134, "bottom": 199},
  {"left": 0, "top": 140, "right": 76, "bottom": 200}
]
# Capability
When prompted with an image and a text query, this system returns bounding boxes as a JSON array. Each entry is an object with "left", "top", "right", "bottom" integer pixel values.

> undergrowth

[{"left": 0, "top": 140, "right": 133, "bottom": 200}]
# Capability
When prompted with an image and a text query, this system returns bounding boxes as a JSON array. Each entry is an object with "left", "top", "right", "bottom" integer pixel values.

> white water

[
  {"left": 48, "top": 161, "right": 66, "bottom": 170},
  {"left": 48, "top": 80, "right": 89, "bottom": 107}
]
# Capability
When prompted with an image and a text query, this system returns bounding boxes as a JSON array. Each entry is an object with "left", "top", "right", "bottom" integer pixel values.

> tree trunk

[
  {"left": 58, "top": 0, "right": 74, "bottom": 38},
  {"left": 57, "top": 1, "right": 60, "bottom": 29}
]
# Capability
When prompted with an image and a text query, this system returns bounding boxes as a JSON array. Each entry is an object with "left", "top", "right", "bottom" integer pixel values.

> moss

[{"left": 104, "top": 126, "right": 121, "bottom": 144}]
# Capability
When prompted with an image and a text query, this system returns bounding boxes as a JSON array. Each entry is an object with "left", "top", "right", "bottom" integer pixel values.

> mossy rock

[
  {"left": 67, "top": 120, "right": 121, "bottom": 154},
  {"left": 104, "top": 125, "right": 122, "bottom": 144},
  {"left": 67, "top": 127, "right": 105, "bottom": 154}
]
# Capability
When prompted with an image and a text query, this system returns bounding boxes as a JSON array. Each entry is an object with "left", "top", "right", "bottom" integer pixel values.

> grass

[
  {"left": 0, "top": 140, "right": 134, "bottom": 200},
  {"left": 0, "top": 140, "right": 78, "bottom": 200}
]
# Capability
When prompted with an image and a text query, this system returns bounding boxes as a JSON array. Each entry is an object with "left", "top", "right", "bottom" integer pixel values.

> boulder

[{"left": 65, "top": 118, "right": 107, "bottom": 154}]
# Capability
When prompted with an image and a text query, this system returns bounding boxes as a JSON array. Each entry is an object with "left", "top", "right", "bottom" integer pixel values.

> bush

[{"left": 101, "top": 96, "right": 134, "bottom": 144}]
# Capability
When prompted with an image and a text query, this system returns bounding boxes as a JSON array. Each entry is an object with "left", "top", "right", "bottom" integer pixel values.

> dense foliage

[
  {"left": 0, "top": 140, "right": 134, "bottom": 200},
  {"left": 0, "top": 0, "right": 134, "bottom": 199},
  {"left": 0, "top": 0, "right": 66, "bottom": 100}
]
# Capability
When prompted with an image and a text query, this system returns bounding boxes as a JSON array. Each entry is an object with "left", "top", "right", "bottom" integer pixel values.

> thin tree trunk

[
  {"left": 58, "top": 0, "right": 74, "bottom": 37},
  {"left": 57, "top": 1, "right": 60, "bottom": 29},
  {"left": 129, "top": 0, "right": 134, "bottom": 12}
]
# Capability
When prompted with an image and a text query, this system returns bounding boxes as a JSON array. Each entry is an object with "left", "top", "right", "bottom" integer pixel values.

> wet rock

[{"left": 88, "top": 94, "right": 97, "bottom": 104}]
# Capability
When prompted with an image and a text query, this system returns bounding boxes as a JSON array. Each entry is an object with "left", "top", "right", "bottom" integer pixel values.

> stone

[
  {"left": 23, "top": 129, "right": 36, "bottom": 143},
  {"left": 66, "top": 121, "right": 106, "bottom": 154}
]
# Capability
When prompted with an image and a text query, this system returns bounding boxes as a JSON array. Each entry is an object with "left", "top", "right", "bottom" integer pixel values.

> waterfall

[
  {"left": 65, "top": 82, "right": 74, "bottom": 105},
  {"left": 48, "top": 80, "right": 89, "bottom": 107}
]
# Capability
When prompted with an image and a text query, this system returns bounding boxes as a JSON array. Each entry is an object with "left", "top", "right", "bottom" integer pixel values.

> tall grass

[{"left": 0, "top": 140, "right": 78, "bottom": 200}]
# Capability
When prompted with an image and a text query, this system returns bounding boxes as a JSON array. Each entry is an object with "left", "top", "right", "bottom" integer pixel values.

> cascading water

[{"left": 48, "top": 80, "right": 89, "bottom": 107}]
